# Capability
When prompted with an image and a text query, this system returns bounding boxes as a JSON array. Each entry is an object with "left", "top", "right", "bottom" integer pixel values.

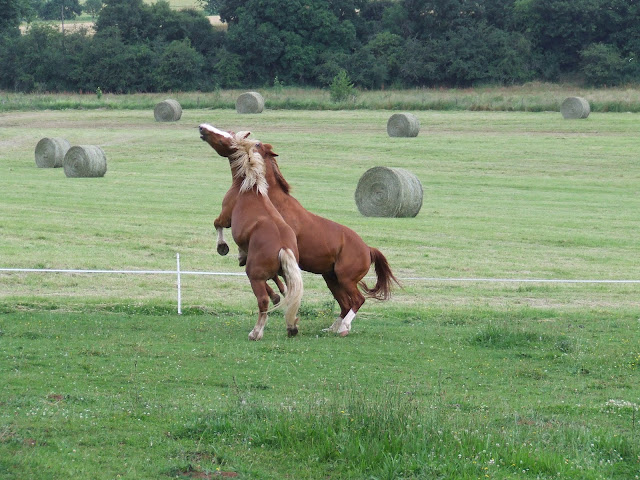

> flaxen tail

[
  {"left": 278, "top": 248, "right": 303, "bottom": 327},
  {"left": 359, "top": 247, "right": 400, "bottom": 300}
]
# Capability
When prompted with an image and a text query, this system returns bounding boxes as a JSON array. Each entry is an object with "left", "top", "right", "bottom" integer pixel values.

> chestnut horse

[
  {"left": 201, "top": 125, "right": 398, "bottom": 336},
  {"left": 199, "top": 124, "right": 303, "bottom": 341}
]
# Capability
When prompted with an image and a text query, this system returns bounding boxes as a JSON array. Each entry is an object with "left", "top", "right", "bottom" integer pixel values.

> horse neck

[
  {"left": 264, "top": 155, "right": 290, "bottom": 198},
  {"left": 228, "top": 158, "right": 268, "bottom": 196},
  {"left": 228, "top": 160, "right": 242, "bottom": 182}
]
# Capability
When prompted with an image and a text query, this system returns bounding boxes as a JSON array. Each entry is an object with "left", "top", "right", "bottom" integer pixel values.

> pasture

[{"left": 1, "top": 107, "right": 639, "bottom": 479}]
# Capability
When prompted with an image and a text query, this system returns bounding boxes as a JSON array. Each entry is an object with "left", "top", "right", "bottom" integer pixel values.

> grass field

[
  {"left": 1, "top": 106, "right": 639, "bottom": 479},
  {"left": 4, "top": 84, "right": 640, "bottom": 113}
]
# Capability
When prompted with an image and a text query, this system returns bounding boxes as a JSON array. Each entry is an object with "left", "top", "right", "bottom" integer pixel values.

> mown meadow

[{"left": 1, "top": 97, "right": 639, "bottom": 479}]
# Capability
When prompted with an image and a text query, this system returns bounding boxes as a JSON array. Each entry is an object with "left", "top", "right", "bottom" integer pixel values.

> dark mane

[{"left": 267, "top": 155, "right": 291, "bottom": 194}]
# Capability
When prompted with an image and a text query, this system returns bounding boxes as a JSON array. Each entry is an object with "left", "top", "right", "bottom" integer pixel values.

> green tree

[
  {"left": 36, "top": 0, "right": 83, "bottom": 21},
  {"left": 513, "top": 0, "right": 618, "bottom": 78},
  {"left": 196, "top": 0, "right": 219, "bottom": 15},
  {"left": 580, "top": 43, "right": 624, "bottom": 86},
  {"left": 94, "top": 0, "right": 151, "bottom": 44},
  {"left": 213, "top": 48, "right": 242, "bottom": 87},
  {"left": 147, "top": 1, "right": 218, "bottom": 55},
  {"left": 0, "top": 23, "right": 85, "bottom": 91},
  {"left": 221, "top": 0, "right": 357, "bottom": 85},
  {"left": 0, "top": 0, "right": 34, "bottom": 36},
  {"left": 155, "top": 39, "right": 205, "bottom": 91},
  {"left": 72, "top": 27, "right": 156, "bottom": 92},
  {"left": 351, "top": 31, "right": 403, "bottom": 88},
  {"left": 83, "top": 0, "right": 103, "bottom": 19}
]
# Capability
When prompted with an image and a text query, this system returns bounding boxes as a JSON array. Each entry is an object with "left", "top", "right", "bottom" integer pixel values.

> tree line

[{"left": 1, "top": 0, "right": 639, "bottom": 93}]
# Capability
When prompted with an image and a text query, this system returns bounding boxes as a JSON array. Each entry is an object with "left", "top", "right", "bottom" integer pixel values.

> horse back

[{"left": 231, "top": 192, "right": 298, "bottom": 260}]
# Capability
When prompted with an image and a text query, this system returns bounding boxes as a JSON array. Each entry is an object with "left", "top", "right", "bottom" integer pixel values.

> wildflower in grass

[{"left": 603, "top": 399, "right": 638, "bottom": 412}]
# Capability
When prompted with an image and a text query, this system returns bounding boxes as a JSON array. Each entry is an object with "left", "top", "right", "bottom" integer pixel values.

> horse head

[
  {"left": 254, "top": 142, "right": 277, "bottom": 159},
  {"left": 254, "top": 142, "right": 292, "bottom": 195},
  {"left": 200, "top": 124, "right": 268, "bottom": 195},
  {"left": 199, "top": 124, "right": 250, "bottom": 157}
]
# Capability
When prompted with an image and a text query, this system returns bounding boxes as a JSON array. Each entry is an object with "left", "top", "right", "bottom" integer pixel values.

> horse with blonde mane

[
  {"left": 200, "top": 125, "right": 398, "bottom": 337},
  {"left": 198, "top": 124, "right": 303, "bottom": 341}
]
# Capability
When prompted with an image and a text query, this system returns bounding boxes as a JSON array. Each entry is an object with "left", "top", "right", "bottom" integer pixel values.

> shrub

[{"left": 329, "top": 69, "right": 357, "bottom": 103}]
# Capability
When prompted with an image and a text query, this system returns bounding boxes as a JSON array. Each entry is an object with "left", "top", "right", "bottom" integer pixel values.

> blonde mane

[{"left": 228, "top": 131, "right": 268, "bottom": 195}]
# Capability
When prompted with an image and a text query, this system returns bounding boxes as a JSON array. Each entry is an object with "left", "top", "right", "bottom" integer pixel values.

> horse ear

[
  {"left": 235, "top": 131, "right": 251, "bottom": 140},
  {"left": 265, "top": 143, "right": 278, "bottom": 157}
]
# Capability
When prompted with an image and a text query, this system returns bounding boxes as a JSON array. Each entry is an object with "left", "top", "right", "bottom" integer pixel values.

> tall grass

[
  {"left": 164, "top": 371, "right": 640, "bottom": 479},
  {"left": 1, "top": 303, "right": 639, "bottom": 478},
  {"left": 3, "top": 83, "right": 640, "bottom": 112}
]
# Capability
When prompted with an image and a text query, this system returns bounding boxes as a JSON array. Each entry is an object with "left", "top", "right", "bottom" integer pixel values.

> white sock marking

[{"left": 338, "top": 309, "right": 356, "bottom": 334}]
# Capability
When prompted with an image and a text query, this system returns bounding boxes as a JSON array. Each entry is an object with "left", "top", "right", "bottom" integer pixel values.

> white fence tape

[{"left": 1, "top": 253, "right": 639, "bottom": 314}]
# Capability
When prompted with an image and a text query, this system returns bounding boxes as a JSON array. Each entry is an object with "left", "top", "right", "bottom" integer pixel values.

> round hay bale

[
  {"left": 236, "top": 92, "right": 264, "bottom": 114},
  {"left": 63, "top": 145, "right": 107, "bottom": 178},
  {"left": 561, "top": 97, "right": 590, "bottom": 119},
  {"left": 387, "top": 113, "right": 420, "bottom": 137},
  {"left": 34, "top": 137, "right": 71, "bottom": 168},
  {"left": 154, "top": 99, "right": 182, "bottom": 122},
  {"left": 355, "top": 167, "right": 423, "bottom": 218}
]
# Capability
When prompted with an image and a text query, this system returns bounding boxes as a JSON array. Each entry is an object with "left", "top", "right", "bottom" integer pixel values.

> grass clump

[
  {"left": 177, "top": 383, "right": 640, "bottom": 479},
  {"left": 470, "top": 323, "right": 552, "bottom": 349}
]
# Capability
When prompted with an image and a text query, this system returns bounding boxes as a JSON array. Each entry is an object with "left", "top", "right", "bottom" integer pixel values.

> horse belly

[{"left": 296, "top": 230, "right": 336, "bottom": 274}]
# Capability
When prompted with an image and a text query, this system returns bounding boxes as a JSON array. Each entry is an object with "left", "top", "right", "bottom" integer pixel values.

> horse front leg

[
  {"left": 214, "top": 188, "right": 236, "bottom": 256},
  {"left": 214, "top": 224, "right": 230, "bottom": 256}
]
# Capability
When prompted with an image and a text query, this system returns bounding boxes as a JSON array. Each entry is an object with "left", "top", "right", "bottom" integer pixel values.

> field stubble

[{"left": 1, "top": 108, "right": 638, "bottom": 310}]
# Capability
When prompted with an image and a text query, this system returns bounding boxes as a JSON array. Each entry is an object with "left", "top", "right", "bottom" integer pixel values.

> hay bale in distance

[
  {"left": 154, "top": 99, "right": 182, "bottom": 122},
  {"left": 561, "top": 97, "right": 590, "bottom": 119},
  {"left": 236, "top": 92, "right": 264, "bottom": 114},
  {"left": 355, "top": 166, "right": 423, "bottom": 218},
  {"left": 35, "top": 137, "right": 71, "bottom": 168},
  {"left": 63, "top": 145, "right": 107, "bottom": 178},
  {"left": 387, "top": 113, "right": 420, "bottom": 137}
]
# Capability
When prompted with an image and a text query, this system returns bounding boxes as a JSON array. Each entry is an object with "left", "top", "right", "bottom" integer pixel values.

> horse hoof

[
  {"left": 323, "top": 318, "right": 343, "bottom": 333},
  {"left": 287, "top": 327, "right": 298, "bottom": 337},
  {"left": 249, "top": 331, "right": 262, "bottom": 341},
  {"left": 339, "top": 330, "right": 349, "bottom": 337},
  {"left": 270, "top": 294, "right": 281, "bottom": 306},
  {"left": 217, "top": 243, "right": 229, "bottom": 256},
  {"left": 238, "top": 257, "right": 247, "bottom": 267}
]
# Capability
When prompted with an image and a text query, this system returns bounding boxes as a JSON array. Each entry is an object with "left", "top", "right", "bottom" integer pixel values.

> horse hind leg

[
  {"left": 336, "top": 283, "right": 366, "bottom": 337},
  {"left": 265, "top": 276, "right": 287, "bottom": 306},
  {"left": 238, "top": 247, "right": 248, "bottom": 267},
  {"left": 321, "top": 273, "right": 351, "bottom": 333},
  {"left": 279, "top": 248, "right": 303, "bottom": 338},
  {"left": 338, "top": 286, "right": 364, "bottom": 337},
  {"left": 248, "top": 279, "right": 270, "bottom": 341}
]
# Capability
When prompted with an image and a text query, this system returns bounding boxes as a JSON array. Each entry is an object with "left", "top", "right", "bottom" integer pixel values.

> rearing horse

[
  {"left": 202, "top": 125, "right": 398, "bottom": 336},
  {"left": 199, "top": 124, "right": 303, "bottom": 341}
]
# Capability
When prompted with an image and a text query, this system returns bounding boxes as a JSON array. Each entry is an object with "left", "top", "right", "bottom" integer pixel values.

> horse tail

[
  {"left": 359, "top": 247, "right": 400, "bottom": 301},
  {"left": 279, "top": 248, "right": 304, "bottom": 327}
]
